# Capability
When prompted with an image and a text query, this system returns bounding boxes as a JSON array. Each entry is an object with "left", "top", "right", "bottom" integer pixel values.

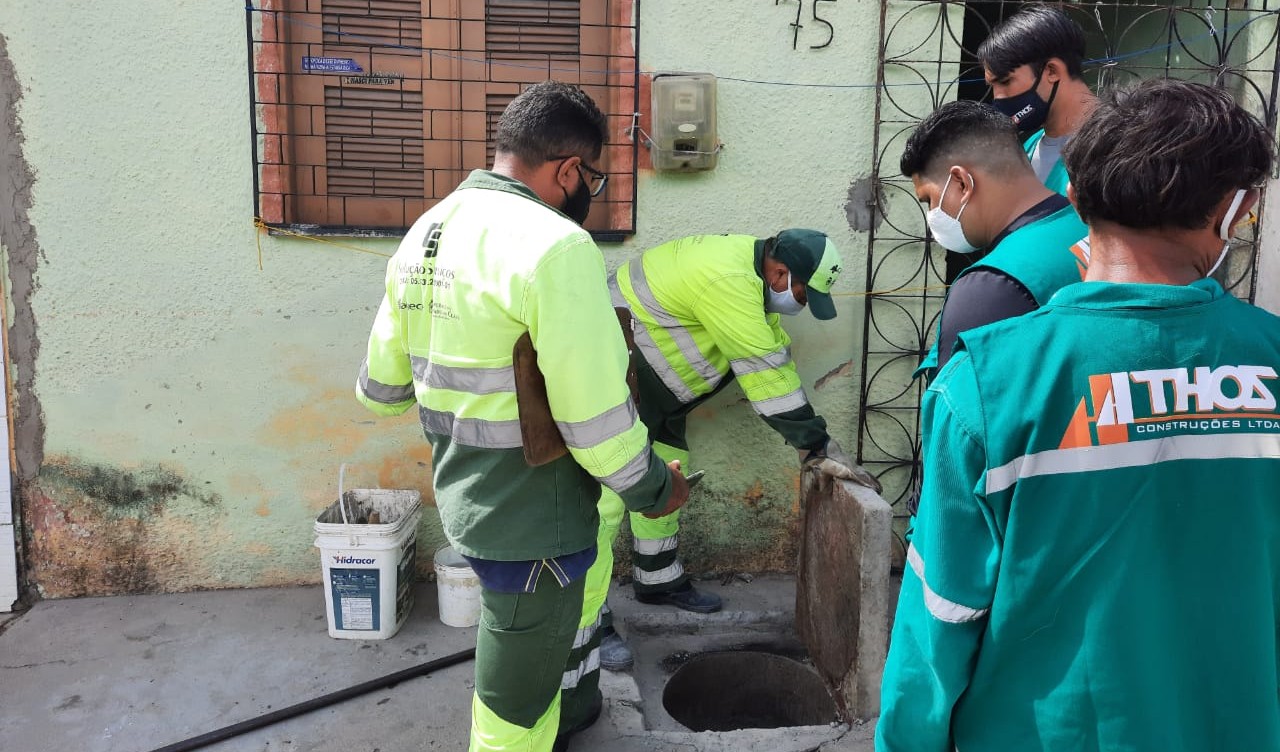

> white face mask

[
  {"left": 925, "top": 174, "right": 978, "bottom": 254},
  {"left": 766, "top": 272, "right": 805, "bottom": 315},
  {"left": 1207, "top": 188, "right": 1249, "bottom": 278}
]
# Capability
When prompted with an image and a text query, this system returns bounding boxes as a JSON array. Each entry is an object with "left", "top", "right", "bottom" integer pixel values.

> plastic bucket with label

[{"left": 314, "top": 488, "right": 422, "bottom": 640}]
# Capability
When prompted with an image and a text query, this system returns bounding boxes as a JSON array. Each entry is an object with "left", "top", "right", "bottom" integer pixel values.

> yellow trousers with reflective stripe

[
  {"left": 629, "top": 443, "right": 691, "bottom": 594},
  {"left": 560, "top": 443, "right": 691, "bottom": 731}
]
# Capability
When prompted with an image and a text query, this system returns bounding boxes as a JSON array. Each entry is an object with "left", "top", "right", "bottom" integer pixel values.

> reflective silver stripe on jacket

[
  {"left": 556, "top": 400, "right": 638, "bottom": 449},
  {"left": 612, "top": 276, "right": 699, "bottom": 402},
  {"left": 598, "top": 449, "right": 652, "bottom": 494},
  {"left": 411, "top": 355, "right": 515, "bottom": 395},
  {"left": 633, "top": 560, "right": 684, "bottom": 586},
  {"left": 357, "top": 361, "right": 415, "bottom": 404},
  {"left": 634, "top": 318, "right": 700, "bottom": 403},
  {"left": 985, "top": 431, "right": 1280, "bottom": 495},
  {"left": 750, "top": 388, "right": 809, "bottom": 417},
  {"left": 419, "top": 406, "right": 523, "bottom": 449},
  {"left": 729, "top": 349, "right": 793, "bottom": 377},
  {"left": 621, "top": 262, "right": 725, "bottom": 386},
  {"left": 907, "top": 544, "right": 989, "bottom": 624}
]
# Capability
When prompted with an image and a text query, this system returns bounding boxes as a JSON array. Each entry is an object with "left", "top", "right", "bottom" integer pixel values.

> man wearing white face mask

[
  {"left": 878, "top": 78, "right": 1278, "bottom": 752},
  {"left": 567, "top": 230, "right": 882, "bottom": 682},
  {"left": 903, "top": 100, "right": 1089, "bottom": 386}
]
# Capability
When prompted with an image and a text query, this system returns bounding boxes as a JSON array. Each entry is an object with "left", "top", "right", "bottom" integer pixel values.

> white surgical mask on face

[
  {"left": 1208, "top": 188, "right": 1249, "bottom": 278},
  {"left": 925, "top": 174, "right": 979, "bottom": 254},
  {"left": 766, "top": 273, "right": 805, "bottom": 315}
]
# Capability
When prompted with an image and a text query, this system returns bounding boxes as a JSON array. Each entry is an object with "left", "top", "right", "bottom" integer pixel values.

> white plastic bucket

[
  {"left": 314, "top": 488, "right": 422, "bottom": 640},
  {"left": 434, "top": 546, "right": 481, "bottom": 628}
]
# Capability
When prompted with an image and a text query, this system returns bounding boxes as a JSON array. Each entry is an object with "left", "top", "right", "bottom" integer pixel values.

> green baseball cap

[{"left": 772, "top": 229, "right": 843, "bottom": 320}]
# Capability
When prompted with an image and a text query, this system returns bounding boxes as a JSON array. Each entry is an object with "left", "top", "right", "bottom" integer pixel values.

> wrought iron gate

[{"left": 855, "top": 0, "right": 1280, "bottom": 553}]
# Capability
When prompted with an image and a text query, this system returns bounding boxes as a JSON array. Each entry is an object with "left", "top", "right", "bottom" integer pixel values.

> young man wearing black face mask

[{"left": 978, "top": 4, "right": 1098, "bottom": 196}]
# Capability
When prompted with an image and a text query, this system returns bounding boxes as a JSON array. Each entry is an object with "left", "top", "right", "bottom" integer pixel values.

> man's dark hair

[
  {"left": 978, "top": 5, "right": 1087, "bottom": 80},
  {"left": 1064, "top": 78, "right": 1274, "bottom": 230},
  {"left": 900, "top": 100, "right": 1028, "bottom": 179},
  {"left": 495, "top": 81, "right": 607, "bottom": 165}
]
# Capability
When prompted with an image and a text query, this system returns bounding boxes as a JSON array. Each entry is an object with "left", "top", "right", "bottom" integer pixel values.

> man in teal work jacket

[
  {"left": 902, "top": 100, "right": 1088, "bottom": 384},
  {"left": 879, "top": 78, "right": 1280, "bottom": 752}
]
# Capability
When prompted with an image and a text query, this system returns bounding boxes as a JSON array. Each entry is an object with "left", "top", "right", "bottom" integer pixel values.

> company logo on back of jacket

[{"left": 1058, "top": 364, "right": 1280, "bottom": 448}]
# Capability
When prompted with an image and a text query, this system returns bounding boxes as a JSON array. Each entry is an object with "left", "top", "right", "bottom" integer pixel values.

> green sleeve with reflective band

[
  {"left": 356, "top": 265, "right": 417, "bottom": 417},
  {"left": 693, "top": 276, "right": 811, "bottom": 417},
  {"left": 877, "top": 352, "right": 998, "bottom": 752},
  {"left": 759, "top": 314, "right": 828, "bottom": 449},
  {"left": 523, "top": 237, "right": 671, "bottom": 515}
]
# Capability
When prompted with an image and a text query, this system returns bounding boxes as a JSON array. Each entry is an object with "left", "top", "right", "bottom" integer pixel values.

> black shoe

[
  {"left": 634, "top": 583, "right": 722, "bottom": 614},
  {"left": 553, "top": 696, "right": 603, "bottom": 752}
]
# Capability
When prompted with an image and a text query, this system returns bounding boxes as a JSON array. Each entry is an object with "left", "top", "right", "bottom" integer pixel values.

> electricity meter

[{"left": 650, "top": 72, "right": 719, "bottom": 172}]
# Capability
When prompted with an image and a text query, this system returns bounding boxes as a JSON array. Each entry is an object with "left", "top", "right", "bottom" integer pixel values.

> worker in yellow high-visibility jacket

[
  {"left": 356, "top": 82, "right": 688, "bottom": 752},
  {"left": 557, "top": 230, "right": 882, "bottom": 734}
]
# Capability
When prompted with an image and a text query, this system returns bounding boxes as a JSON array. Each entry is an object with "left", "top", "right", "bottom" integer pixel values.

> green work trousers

[{"left": 470, "top": 567, "right": 585, "bottom": 752}]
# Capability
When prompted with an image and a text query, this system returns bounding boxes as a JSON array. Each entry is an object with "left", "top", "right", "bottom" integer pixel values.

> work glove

[{"left": 800, "top": 438, "right": 883, "bottom": 494}]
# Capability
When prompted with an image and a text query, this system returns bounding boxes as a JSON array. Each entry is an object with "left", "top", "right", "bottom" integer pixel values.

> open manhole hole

[{"left": 662, "top": 650, "right": 839, "bottom": 732}]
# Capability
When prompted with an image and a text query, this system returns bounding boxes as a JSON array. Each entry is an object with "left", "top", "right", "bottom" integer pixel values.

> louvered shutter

[
  {"left": 322, "top": 0, "right": 423, "bottom": 51},
  {"left": 486, "top": 1, "right": 581, "bottom": 59},
  {"left": 324, "top": 86, "right": 425, "bottom": 198},
  {"left": 264, "top": 0, "right": 633, "bottom": 233}
]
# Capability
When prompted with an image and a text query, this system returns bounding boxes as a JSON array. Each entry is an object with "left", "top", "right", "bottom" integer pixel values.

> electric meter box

[{"left": 650, "top": 73, "right": 719, "bottom": 172}]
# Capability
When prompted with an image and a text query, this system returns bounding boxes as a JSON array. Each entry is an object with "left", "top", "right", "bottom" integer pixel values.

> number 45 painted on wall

[{"left": 776, "top": 0, "right": 837, "bottom": 51}]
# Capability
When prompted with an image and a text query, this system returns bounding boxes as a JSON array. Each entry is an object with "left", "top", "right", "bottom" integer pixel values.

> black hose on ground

[{"left": 146, "top": 646, "right": 476, "bottom": 752}]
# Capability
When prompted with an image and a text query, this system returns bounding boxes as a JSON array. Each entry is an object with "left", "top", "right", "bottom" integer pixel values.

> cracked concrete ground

[{"left": 0, "top": 576, "right": 877, "bottom": 752}]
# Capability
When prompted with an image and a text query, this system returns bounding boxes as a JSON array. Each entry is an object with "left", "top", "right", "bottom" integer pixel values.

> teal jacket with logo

[{"left": 880, "top": 279, "right": 1280, "bottom": 751}]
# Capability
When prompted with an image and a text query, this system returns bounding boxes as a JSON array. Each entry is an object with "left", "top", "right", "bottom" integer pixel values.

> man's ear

[
  {"left": 1042, "top": 57, "right": 1068, "bottom": 84},
  {"left": 550, "top": 155, "right": 577, "bottom": 192},
  {"left": 948, "top": 165, "right": 975, "bottom": 200},
  {"left": 1218, "top": 187, "right": 1261, "bottom": 239},
  {"left": 1066, "top": 182, "right": 1078, "bottom": 210}
]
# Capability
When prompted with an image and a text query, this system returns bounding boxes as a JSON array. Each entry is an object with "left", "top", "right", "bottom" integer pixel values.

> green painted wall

[{"left": 0, "top": 0, "right": 913, "bottom": 597}]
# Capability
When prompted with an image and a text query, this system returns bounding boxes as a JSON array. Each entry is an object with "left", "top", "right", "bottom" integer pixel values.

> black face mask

[
  {"left": 991, "top": 67, "right": 1059, "bottom": 135},
  {"left": 560, "top": 174, "right": 592, "bottom": 226}
]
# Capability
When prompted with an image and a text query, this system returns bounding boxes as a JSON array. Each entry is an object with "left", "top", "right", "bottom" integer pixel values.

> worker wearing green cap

[{"left": 557, "top": 229, "right": 883, "bottom": 738}]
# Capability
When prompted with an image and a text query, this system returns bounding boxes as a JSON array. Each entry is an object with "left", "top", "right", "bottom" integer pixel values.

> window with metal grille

[
  {"left": 250, "top": 0, "right": 638, "bottom": 237},
  {"left": 322, "top": 0, "right": 422, "bottom": 54},
  {"left": 486, "top": 0, "right": 581, "bottom": 59},
  {"left": 324, "top": 86, "right": 425, "bottom": 197}
]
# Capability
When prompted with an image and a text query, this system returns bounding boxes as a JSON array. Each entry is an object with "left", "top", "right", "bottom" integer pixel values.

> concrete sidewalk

[{"left": 0, "top": 576, "right": 875, "bottom": 752}]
